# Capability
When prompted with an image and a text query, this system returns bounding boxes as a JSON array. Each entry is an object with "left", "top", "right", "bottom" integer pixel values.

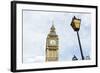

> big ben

[{"left": 46, "top": 22, "right": 59, "bottom": 61}]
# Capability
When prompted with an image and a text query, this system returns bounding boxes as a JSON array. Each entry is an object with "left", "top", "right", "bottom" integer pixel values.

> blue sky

[{"left": 22, "top": 10, "right": 91, "bottom": 63}]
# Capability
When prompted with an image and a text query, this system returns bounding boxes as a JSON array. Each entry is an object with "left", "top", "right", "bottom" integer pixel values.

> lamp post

[{"left": 70, "top": 16, "right": 84, "bottom": 60}]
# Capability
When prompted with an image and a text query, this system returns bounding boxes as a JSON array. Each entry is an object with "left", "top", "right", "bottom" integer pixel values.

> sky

[{"left": 22, "top": 10, "right": 91, "bottom": 63}]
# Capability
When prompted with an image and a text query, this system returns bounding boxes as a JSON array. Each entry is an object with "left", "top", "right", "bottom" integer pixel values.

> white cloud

[{"left": 23, "top": 56, "right": 45, "bottom": 63}]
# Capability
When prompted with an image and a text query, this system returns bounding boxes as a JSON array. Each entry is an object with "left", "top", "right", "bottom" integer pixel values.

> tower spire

[
  {"left": 52, "top": 20, "right": 54, "bottom": 25},
  {"left": 50, "top": 20, "right": 55, "bottom": 32}
]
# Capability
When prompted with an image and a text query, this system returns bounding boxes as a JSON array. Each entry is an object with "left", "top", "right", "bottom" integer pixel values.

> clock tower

[{"left": 46, "top": 22, "right": 59, "bottom": 61}]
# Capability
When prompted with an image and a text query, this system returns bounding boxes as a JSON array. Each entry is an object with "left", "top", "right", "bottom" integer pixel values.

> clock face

[{"left": 50, "top": 40, "right": 56, "bottom": 45}]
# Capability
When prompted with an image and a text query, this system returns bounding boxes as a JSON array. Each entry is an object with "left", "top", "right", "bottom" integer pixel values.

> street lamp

[{"left": 70, "top": 16, "right": 84, "bottom": 60}]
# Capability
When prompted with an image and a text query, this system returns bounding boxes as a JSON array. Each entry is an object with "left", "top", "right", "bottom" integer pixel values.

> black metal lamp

[{"left": 70, "top": 16, "right": 84, "bottom": 60}]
